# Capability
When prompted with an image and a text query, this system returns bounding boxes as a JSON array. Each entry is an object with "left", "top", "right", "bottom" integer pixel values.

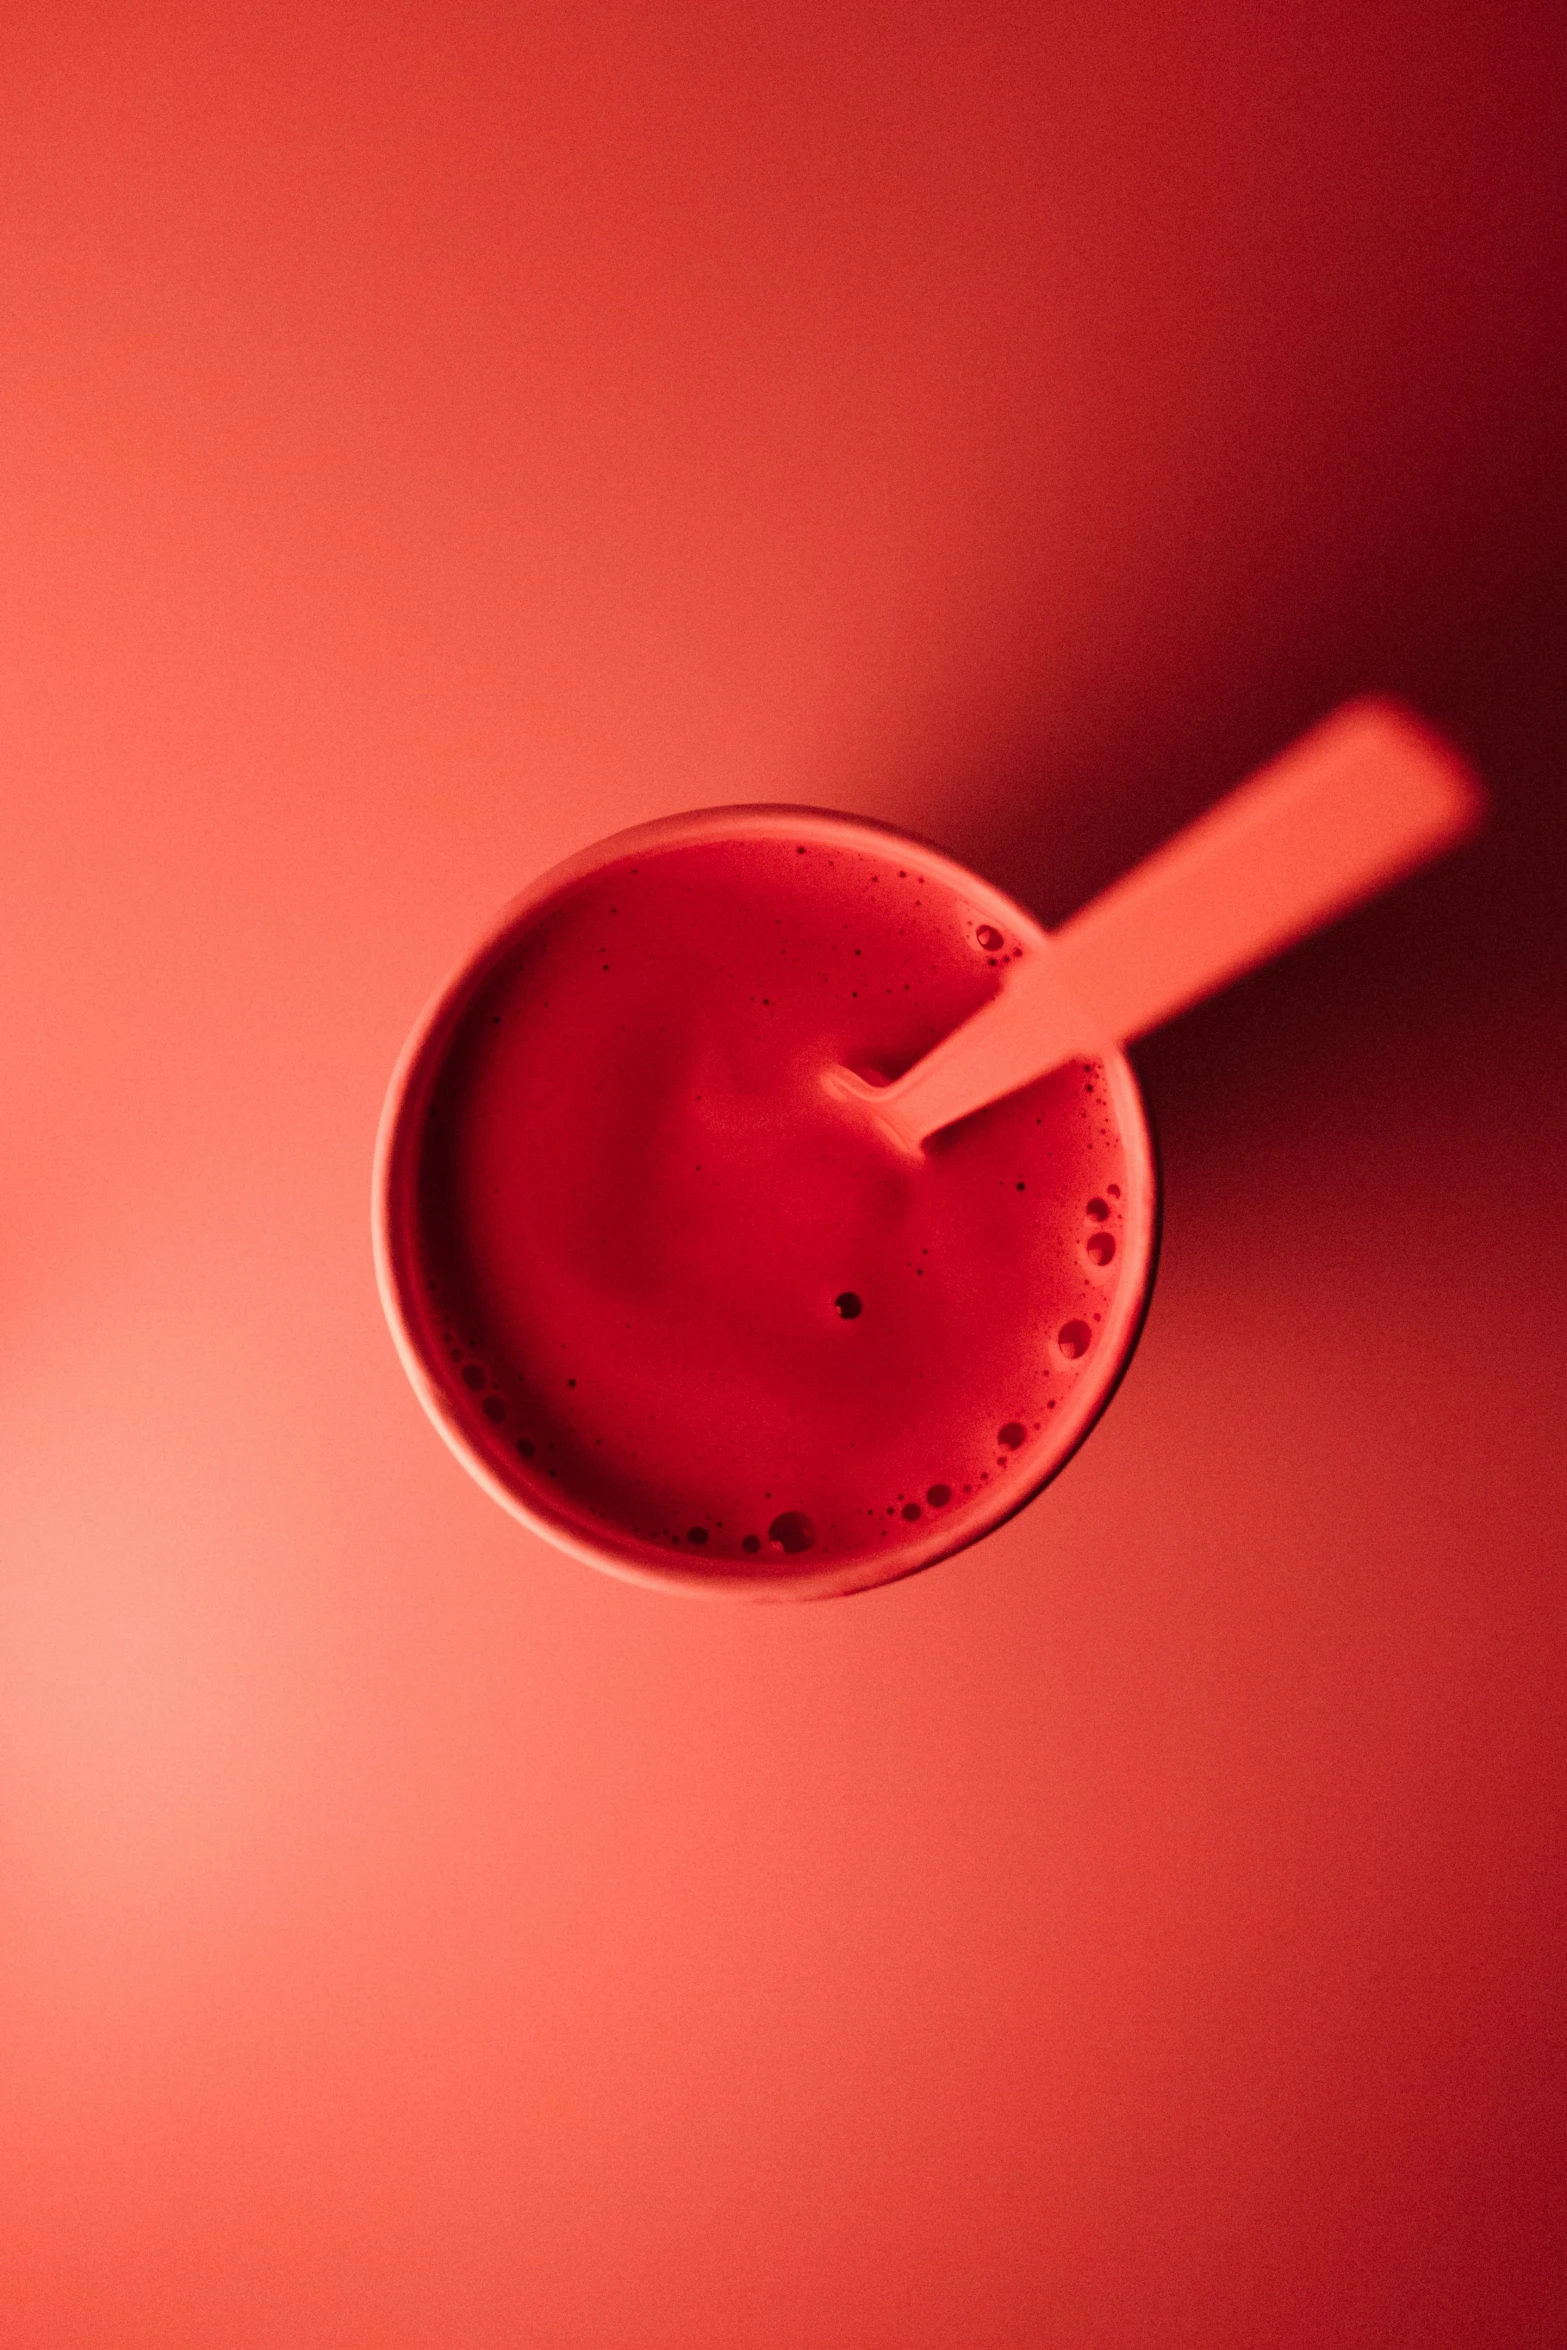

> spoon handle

[{"left": 857, "top": 699, "right": 1483, "bottom": 1154}]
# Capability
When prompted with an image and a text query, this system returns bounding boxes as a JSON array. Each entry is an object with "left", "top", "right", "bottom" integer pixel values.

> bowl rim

[{"left": 372, "top": 802, "right": 1161, "bottom": 1600}]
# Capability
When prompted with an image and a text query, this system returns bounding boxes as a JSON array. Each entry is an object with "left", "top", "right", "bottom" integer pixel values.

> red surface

[
  {"left": 384, "top": 814, "right": 1152, "bottom": 1592},
  {"left": 2, "top": 3, "right": 1564, "bottom": 2346}
]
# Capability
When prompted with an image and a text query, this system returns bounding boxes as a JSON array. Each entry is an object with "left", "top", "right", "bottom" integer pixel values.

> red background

[{"left": 3, "top": 5, "right": 1564, "bottom": 2344}]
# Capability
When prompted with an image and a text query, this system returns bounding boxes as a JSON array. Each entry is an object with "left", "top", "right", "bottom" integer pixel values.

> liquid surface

[{"left": 398, "top": 824, "right": 1154, "bottom": 1591}]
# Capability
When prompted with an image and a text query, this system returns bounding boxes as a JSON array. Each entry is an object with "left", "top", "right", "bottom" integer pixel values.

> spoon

[{"left": 825, "top": 698, "right": 1484, "bottom": 1156}]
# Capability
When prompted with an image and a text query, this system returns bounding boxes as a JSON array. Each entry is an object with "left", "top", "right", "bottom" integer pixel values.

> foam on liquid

[{"left": 404, "top": 830, "right": 1151, "bottom": 1587}]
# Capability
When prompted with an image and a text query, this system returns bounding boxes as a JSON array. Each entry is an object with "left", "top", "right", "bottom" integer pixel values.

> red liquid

[{"left": 377, "top": 811, "right": 1157, "bottom": 1596}]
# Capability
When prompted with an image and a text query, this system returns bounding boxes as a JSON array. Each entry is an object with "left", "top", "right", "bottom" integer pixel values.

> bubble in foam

[
  {"left": 742, "top": 1534, "right": 761, "bottom": 1554},
  {"left": 482, "top": 1395, "right": 507, "bottom": 1422},
  {"left": 461, "top": 1363, "right": 487, "bottom": 1390},
  {"left": 835, "top": 1292, "right": 863, "bottom": 1319},
  {"left": 767, "top": 1511, "right": 815, "bottom": 1555},
  {"left": 1058, "top": 1320, "right": 1092, "bottom": 1359},
  {"left": 901, "top": 1502, "right": 921, "bottom": 1521},
  {"left": 975, "top": 923, "right": 1004, "bottom": 951},
  {"left": 1086, "top": 1197, "right": 1110, "bottom": 1222},
  {"left": 998, "top": 1422, "right": 1026, "bottom": 1450},
  {"left": 687, "top": 1526, "right": 708, "bottom": 1544},
  {"left": 1085, "top": 1231, "right": 1116, "bottom": 1265},
  {"left": 515, "top": 1437, "right": 536, "bottom": 1458},
  {"left": 926, "top": 1484, "right": 952, "bottom": 1507}
]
